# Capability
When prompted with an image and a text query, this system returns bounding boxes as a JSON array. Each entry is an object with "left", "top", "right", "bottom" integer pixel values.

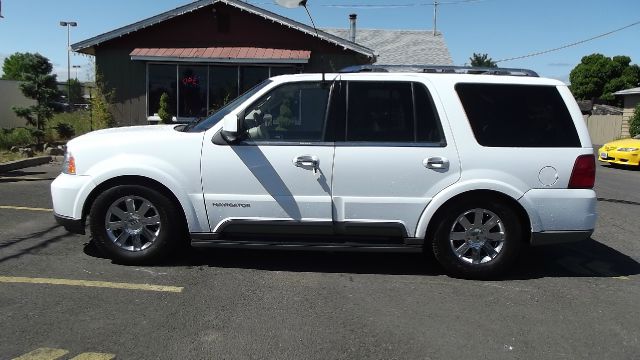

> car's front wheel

[
  {"left": 89, "top": 185, "right": 181, "bottom": 264},
  {"left": 431, "top": 197, "right": 525, "bottom": 279}
]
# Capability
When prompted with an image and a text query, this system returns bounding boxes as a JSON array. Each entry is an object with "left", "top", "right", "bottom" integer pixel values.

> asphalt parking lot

[{"left": 0, "top": 159, "right": 638, "bottom": 360}]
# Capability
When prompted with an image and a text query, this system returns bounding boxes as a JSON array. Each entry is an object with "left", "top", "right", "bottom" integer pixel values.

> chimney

[{"left": 349, "top": 13, "right": 357, "bottom": 43}]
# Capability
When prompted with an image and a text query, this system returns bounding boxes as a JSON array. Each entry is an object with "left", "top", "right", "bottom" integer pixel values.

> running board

[{"left": 190, "top": 237, "right": 423, "bottom": 253}]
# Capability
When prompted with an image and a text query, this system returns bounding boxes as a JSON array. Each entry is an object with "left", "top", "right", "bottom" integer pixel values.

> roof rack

[{"left": 340, "top": 65, "right": 539, "bottom": 77}]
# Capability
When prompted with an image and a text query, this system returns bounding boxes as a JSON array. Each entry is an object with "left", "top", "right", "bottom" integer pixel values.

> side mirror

[
  {"left": 220, "top": 113, "right": 241, "bottom": 144},
  {"left": 221, "top": 113, "right": 238, "bottom": 133}
]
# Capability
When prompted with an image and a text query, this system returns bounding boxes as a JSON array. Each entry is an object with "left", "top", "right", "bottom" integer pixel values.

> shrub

[
  {"left": 0, "top": 128, "right": 35, "bottom": 149},
  {"left": 55, "top": 122, "right": 76, "bottom": 139},
  {"left": 158, "top": 92, "right": 172, "bottom": 124},
  {"left": 630, "top": 103, "right": 640, "bottom": 137}
]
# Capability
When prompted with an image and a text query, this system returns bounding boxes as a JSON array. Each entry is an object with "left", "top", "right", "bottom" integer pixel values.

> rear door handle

[{"left": 424, "top": 157, "right": 449, "bottom": 170}]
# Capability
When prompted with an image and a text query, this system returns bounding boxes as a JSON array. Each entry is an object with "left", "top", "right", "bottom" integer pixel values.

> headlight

[
  {"left": 617, "top": 147, "right": 639, "bottom": 152},
  {"left": 62, "top": 152, "right": 76, "bottom": 175}
]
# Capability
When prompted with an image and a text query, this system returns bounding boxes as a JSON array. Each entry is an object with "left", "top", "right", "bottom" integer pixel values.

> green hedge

[{"left": 0, "top": 128, "right": 35, "bottom": 150}]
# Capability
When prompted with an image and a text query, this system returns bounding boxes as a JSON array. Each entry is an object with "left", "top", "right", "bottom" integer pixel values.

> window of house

[
  {"left": 209, "top": 66, "right": 239, "bottom": 113},
  {"left": 241, "top": 82, "right": 330, "bottom": 142},
  {"left": 345, "top": 81, "right": 444, "bottom": 143},
  {"left": 456, "top": 83, "right": 580, "bottom": 147},
  {"left": 147, "top": 64, "right": 303, "bottom": 121},
  {"left": 178, "top": 65, "right": 208, "bottom": 119},
  {"left": 148, "top": 64, "right": 177, "bottom": 118},
  {"left": 240, "top": 67, "right": 270, "bottom": 93}
]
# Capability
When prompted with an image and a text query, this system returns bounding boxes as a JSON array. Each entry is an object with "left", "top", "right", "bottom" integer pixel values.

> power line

[
  {"left": 249, "top": 0, "right": 484, "bottom": 8},
  {"left": 320, "top": 0, "right": 484, "bottom": 8},
  {"left": 496, "top": 19, "right": 640, "bottom": 63}
]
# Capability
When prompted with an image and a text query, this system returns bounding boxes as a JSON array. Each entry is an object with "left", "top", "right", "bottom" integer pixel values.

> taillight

[{"left": 568, "top": 154, "right": 595, "bottom": 189}]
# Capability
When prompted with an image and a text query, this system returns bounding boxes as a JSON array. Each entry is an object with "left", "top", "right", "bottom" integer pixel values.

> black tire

[
  {"left": 89, "top": 185, "right": 182, "bottom": 264},
  {"left": 431, "top": 196, "right": 525, "bottom": 279}
]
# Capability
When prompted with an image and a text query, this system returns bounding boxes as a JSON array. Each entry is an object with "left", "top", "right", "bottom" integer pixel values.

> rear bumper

[
  {"left": 530, "top": 230, "right": 593, "bottom": 246},
  {"left": 519, "top": 189, "right": 597, "bottom": 233},
  {"left": 54, "top": 213, "right": 86, "bottom": 235}
]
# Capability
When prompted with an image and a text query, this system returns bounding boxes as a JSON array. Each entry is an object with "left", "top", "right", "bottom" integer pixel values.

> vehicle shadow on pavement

[
  {"left": 83, "top": 240, "right": 443, "bottom": 275},
  {"left": 507, "top": 238, "right": 640, "bottom": 280},
  {"left": 81, "top": 236, "right": 640, "bottom": 279}
]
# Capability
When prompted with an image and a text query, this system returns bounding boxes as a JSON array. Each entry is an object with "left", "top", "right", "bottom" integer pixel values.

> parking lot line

[
  {"left": 12, "top": 348, "right": 69, "bottom": 360},
  {"left": 0, "top": 276, "right": 183, "bottom": 293},
  {"left": 69, "top": 353, "right": 116, "bottom": 360},
  {"left": 0, "top": 205, "right": 53, "bottom": 212}
]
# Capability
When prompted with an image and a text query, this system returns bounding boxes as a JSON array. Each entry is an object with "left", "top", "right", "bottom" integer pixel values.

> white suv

[{"left": 51, "top": 66, "right": 597, "bottom": 278}]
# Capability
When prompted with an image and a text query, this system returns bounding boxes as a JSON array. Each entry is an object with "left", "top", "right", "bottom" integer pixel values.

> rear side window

[
  {"left": 456, "top": 84, "right": 580, "bottom": 147},
  {"left": 345, "top": 81, "right": 444, "bottom": 144}
]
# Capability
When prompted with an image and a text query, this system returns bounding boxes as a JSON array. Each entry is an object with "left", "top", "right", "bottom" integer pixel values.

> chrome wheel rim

[
  {"left": 449, "top": 208, "right": 506, "bottom": 265},
  {"left": 105, "top": 195, "right": 161, "bottom": 252}
]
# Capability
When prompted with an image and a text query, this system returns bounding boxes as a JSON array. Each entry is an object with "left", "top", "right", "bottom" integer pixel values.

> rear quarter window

[{"left": 455, "top": 83, "right": 581, "bottom": 147}]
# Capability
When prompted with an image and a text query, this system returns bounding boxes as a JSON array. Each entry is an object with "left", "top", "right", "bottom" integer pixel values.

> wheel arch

[
  {"left": 421, "top": 189, "right": 532, "bottom": 245},
  {"left": 82, "top": 175, "right": 192, "bottom": 235}
]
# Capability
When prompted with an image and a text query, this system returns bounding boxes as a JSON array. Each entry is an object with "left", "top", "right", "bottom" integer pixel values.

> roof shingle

[{"left": 323, "top": 28, "right": 453, "bottom": 66}]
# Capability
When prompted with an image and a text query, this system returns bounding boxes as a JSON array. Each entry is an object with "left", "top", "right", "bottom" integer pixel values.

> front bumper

[
  {"left": 51, "top": 173, "right": 95, "bottom": 220},
  {"left": 598, "top": 148, "right": 640, "bottom": 166},
  {"left": 54, "top": 213, "right": 86, "bottom": 235}
]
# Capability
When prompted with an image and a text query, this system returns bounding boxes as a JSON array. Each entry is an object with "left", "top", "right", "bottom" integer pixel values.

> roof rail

[{"left": 340, "top": 65, "right": 539, "bottom": 77}]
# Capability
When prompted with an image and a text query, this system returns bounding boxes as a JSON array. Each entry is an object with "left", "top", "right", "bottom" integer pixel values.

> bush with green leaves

[
  {"left": 630, "top": 102, "right": 640, "bottom": 137},
  {"left": 0, "top": 128, "right": 35, "bottom": 149},
  {"left": 158, "top": 92, "right": 172, "bottom": 124},
  {"left": 55, "top": 122, "right": 76, "bottom": 140}
]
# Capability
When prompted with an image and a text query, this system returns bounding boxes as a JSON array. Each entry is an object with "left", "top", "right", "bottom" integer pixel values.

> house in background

[
  {"left": 324, "top": 14, "right": 453, "bottom": 66},
  {"left": 614, "top": 87, "right": 640, "bottom": 137},
  {"left": 72, "top": 0, "right": 452, "bottom": 126}
]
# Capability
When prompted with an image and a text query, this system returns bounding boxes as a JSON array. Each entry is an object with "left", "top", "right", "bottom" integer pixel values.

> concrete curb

[{"left": 0, "top": 156, "right": 53, "bottom": 173}]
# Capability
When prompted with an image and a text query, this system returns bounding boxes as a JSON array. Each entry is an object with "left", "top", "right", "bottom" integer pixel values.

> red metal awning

[{"left": 130, "top": 47, "right": 311, "bottom": 64}]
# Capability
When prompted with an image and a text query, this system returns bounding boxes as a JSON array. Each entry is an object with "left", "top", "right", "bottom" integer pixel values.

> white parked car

[{"left": 51, "top": 66, "right": 597, "bottom": 278}]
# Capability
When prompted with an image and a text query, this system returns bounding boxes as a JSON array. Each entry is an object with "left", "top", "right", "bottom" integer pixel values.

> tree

[
  {"left": 68, "top": 78, "right": 84, "bottom": 105},
  {"left": 469, "top": 53, "right": 497, "bottom": 68},
  {"left": 569, "top": 54, "right": 640, "bottom": 103},
  {"left": 158, "top": 92, "right": 172, "bottom": 124},
  {"left": 2, "top": 52, "right": 50, "bottom": 81},
  {"left": 90, "top": 69, "right": 116, "bottom": 129},
  {"left": 629, "top": 103, "right": 640, "bottom": 138},
  {"left": 10, "top": 53, "right": 60, "bottom": 142}
]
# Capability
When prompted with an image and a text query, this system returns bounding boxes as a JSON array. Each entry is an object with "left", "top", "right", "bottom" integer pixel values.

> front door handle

[
  {"left": 293, "top": 155, "right": 319, "bottom": 173},
  {"left": 424, "top": 157, "right": 449, "bottom": 170}
]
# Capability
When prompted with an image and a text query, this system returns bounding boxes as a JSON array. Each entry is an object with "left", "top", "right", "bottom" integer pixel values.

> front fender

[{"left": 82, "top": 154, "right": 210, "bottom": 233}]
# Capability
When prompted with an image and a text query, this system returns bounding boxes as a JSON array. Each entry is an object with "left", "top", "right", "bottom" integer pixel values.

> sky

[{"left": 0, "top": 0, "right": 639, "bottom": 83}]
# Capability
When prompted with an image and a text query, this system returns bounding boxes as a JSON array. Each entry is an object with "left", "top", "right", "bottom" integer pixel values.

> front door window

[{"left": 241, "top": 82, "right": 330, "bottom": 142}]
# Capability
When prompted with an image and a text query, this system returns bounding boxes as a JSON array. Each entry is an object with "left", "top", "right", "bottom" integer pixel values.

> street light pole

[
  {"left": 72, "top": 65, "right": 81, "bottom": 80},
  {"left": 60, "top": 21, "right": 77, "bottom": 107}
]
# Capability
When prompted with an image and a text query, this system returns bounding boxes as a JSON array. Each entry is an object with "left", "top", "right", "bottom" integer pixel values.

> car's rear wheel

[
  {"left": 89, "top": 185, "right": 181, "bottom": 264},
  {"left": 431, "top": 197, "right": 524, "bottom": 279}
]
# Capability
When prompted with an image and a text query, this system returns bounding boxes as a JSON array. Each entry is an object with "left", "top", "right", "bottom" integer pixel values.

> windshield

[{"left": 186, "top": 79, "right": 273, "bottom": 132}]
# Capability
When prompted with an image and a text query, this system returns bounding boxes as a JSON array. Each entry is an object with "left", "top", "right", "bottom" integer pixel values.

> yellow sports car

[{"left": 598, "top": 136, "right": 640, "bottom": 167}]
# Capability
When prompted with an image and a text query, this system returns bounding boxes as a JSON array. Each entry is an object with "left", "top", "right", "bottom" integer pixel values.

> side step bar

[{"left": 190, "top": 235, "right": 424, "bottom": 253}]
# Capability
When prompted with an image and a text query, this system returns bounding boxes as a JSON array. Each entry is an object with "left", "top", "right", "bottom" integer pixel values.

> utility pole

[{"left": 433, "top": 1, "right": 439, "bottom": 36}]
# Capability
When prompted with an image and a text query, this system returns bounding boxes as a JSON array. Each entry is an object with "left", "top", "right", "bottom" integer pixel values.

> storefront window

[
  {"left": 209, "top": 66, "right": 238, "bottom": 113},
  {"left": 147, "top": 64, "right": 301, "bottom": 121},
  {"left": 148, "top": 64, "right": 177, "bottom": 119},
  {"left": 240, "top": 66, "right": 270, "bottom": 93},
  {"left": 178, "top": 65, "right": 208, "bottom": 119}
]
